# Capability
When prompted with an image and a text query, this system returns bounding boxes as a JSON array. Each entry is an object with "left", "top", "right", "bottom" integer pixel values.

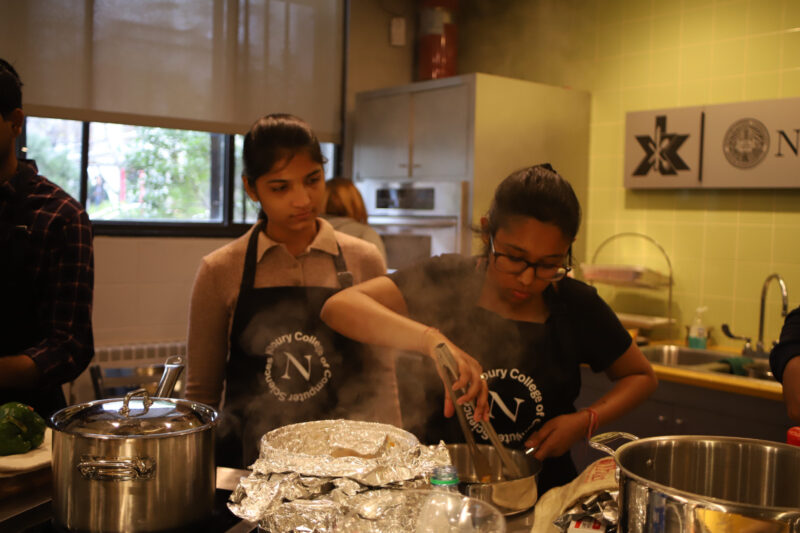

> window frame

[{"left": 16, "top": 117, "right": 334, "bottom": 238}]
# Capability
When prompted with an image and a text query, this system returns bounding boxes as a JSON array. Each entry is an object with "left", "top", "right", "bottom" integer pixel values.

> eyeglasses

[{"left": 489, "top": 236, "right": 571, "bottom": 281}]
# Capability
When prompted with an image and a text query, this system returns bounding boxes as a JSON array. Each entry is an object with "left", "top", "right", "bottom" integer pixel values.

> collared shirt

[
  {"left": 0, "top": 160, "right": 94, "bottom": 387},
  {"left": 186, "top": 218, "right": 390, "bottom": 407}
]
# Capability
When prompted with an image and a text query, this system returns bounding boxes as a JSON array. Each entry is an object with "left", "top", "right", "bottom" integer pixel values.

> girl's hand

[
  {"left": 421, "top": 328, "right": 490, "bottom": 422},
  {"left": 523, "top": 411, "right": 590, "bottom": 460}
]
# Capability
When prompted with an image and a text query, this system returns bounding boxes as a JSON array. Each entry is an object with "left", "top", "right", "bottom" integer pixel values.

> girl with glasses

[{"left": 320, "top": 163, "right": 657, "bottom": 494}]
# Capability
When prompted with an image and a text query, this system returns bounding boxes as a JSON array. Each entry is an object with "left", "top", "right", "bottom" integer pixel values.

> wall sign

[{"left": 624, "top": 97, "right": 800, "bottom": 189}]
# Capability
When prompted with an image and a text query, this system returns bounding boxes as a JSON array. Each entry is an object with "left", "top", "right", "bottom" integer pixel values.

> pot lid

[{"left": 52, "top": 388, "right": 217, "bottom": 437}]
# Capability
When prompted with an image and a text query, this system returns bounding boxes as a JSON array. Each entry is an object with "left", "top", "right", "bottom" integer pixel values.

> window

[
  {"left": 87, "top": 124, "right": 225, "bottom": 222},
  {"left": 18, "top": 117, "right": 338, "bottom": 237},
  {"left": 232, "top": 135, "right": 260, "bottom": 225},
  {"left": 22, "top": 117, "right": 82, "bottom": 200}
]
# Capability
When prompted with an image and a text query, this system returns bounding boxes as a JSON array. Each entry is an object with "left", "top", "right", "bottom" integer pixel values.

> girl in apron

[
  {"left": 320, "top": 164, "right": 658, "bottom": 493},
  {"left": 185, "top": 114, "right": 395, "bottom": 467}
]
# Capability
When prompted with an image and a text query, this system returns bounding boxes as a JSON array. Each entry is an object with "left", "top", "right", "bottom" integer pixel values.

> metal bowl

[{"left": 446, "top": 444, "right": 541, "bottom": 515}]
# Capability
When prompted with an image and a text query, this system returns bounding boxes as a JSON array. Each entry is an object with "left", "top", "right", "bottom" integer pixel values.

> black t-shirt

[
  {"left": 391, "top": 254, "right": 631, "bottom": 490},
  {"left": 770, "top": 306, "right": 800, "bottom": 382}
]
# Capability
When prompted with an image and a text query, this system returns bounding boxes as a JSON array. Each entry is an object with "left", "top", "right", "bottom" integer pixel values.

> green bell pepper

[{"left": 0, "top": 402, "right": 47, "bottom": 456}]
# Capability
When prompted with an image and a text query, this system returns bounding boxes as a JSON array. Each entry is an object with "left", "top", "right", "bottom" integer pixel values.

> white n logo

[
  {"left": 488, "top": 391, "right": 524, "bottom": 422},
  {"left": 281, "top": 353, "right": 312, "bottom": 381}
]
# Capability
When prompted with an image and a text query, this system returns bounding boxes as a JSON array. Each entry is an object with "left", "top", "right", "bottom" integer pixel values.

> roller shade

[{"left": 0, "top": 0, "right": 343, "bottom": 141}]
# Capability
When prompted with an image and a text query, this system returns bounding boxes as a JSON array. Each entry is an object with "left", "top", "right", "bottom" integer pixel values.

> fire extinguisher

[{"left": 417, "top": 0, "right": 458, "bottom": 81}]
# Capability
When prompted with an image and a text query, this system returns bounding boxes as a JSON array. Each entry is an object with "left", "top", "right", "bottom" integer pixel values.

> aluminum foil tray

[{"left": 228, "top": 419, "right": 452, "bottom": 532}]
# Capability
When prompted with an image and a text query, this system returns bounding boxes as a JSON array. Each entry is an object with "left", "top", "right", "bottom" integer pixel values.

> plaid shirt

[{"left": 0, "top": 160, "right": 94, "bottom": 388}]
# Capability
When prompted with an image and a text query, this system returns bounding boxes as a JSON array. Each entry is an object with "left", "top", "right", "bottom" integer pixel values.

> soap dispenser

[{"left": 688, "top": 306, "right": 708, "bottom": 349}]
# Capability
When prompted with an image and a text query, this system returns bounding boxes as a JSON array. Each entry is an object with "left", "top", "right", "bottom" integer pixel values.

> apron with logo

[
  {"left": 0, "top": 163, "right": 68, "bottom": 419},
  {"left": 219, "top": 221, "right": 365, "bottom": 467},
  {"left": 419, "top": 300, "right": 582, "bottom": 493}
]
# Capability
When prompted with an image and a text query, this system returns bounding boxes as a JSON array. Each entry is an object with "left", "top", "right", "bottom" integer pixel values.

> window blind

[{"left": 0, "top": 0, "right": 343, "bottom": 142}]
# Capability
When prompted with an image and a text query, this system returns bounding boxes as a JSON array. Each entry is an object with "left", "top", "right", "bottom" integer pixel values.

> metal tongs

[{"left": 434, "top": 343, "right": 523, "bottom": 481}]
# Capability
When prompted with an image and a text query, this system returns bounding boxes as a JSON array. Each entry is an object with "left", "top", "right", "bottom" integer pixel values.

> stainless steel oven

[{"left": 356, "top": 180, "right": 470, "bottom": 271}]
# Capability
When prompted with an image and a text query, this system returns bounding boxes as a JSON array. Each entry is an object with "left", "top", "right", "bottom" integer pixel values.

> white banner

[{"left": 624, "top": 97, "right": 800, "bottom": 189}]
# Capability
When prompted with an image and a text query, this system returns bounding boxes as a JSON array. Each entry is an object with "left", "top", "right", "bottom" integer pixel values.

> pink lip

[{"left": 511, "top": 290, "right": 531, "bottom": 300}]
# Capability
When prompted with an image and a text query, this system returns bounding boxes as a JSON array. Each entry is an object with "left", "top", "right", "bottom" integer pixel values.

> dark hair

[
  {"left": 483, "top": 163, "right": 581, "bottom": 245},
  {"left": 242, "top": 113, "right": 326, "bottom": 186},
  {"left": 0, "top": 58, "right": 23, "bottom": 119}
]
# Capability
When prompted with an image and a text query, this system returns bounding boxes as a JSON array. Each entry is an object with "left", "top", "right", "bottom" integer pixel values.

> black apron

[
  {"left": 219, "top": 221, "right": 366, "bottom": 467},
  {"left": 0, "top": 162, "right": 67, "bottom": 419},
  {"left": 406, "top": 287, "right": 580, "bottom": 493}
]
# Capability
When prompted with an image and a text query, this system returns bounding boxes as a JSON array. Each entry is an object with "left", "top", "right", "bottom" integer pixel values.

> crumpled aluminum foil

[
  {"left": 228, "top": 420, "right": 453, "bottom": 532},
  {"left": 553, "top": 490, "right": 620, "bottom": 533}
]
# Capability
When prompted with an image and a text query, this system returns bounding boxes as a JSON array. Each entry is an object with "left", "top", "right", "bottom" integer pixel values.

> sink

[
  {"left": 640, "top": 345, "right": 730, "bottom": 366},
  {"left": 639, "top": 345, "right": 775, "bottom": 382}
]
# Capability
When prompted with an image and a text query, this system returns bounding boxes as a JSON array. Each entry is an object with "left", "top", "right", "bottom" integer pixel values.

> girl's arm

[
  {"left": 782, "top": 356, "right": 800, "bottom": 422},
  {"left": 525, "top": 340, "right": 657, "bottom": 458},
  {"left": 320, "top": 276, "right": 490, "bottom": 420},
  {"left": 185, "top": 260, "right": 231, "bottom": 409}
]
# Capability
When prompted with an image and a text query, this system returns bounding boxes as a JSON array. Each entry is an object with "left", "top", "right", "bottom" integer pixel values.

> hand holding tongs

[{"left": 434, "top": 343, "right": 523, "bottom": 481}]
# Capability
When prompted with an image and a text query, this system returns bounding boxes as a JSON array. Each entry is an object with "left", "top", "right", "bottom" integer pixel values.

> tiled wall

[
  {"left": 459, "top": 0, "right": 800, "bottom": 348},
  {"left": 92, "top": 236, "right": 228, "bottom": 345}
]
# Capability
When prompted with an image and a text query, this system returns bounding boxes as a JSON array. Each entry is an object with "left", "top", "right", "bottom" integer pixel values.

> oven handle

[{"left": 370, "top": 219, "right": 459, "bottom": 229}]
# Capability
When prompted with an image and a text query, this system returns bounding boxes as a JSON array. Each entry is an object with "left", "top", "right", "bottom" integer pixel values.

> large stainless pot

[
  {"left": 590, "top": 432, "right": 800, "bottom": 533},
  {"left": 50, "top": 388, "right": 218, "bottom": 532}
]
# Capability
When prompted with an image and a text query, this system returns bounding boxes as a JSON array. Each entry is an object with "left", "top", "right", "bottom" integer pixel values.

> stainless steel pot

[
  {"left": 446, "top": 444, "right": 541, "bottom": 515},
  {"left": 50, "top": 388, "right": 218, "bottom": 532},
  {"left": 590, "top": 432, "right": 800, "bottom": 533}
]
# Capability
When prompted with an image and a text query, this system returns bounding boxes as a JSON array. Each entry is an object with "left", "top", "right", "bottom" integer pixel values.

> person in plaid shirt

[{"left": 0, "top": 59, "right": 94, "bottom": 418}]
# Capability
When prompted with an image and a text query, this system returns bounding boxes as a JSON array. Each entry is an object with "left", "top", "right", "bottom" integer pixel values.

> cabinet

[
  {"left": 352, "top": 74, "right": 592, "bottom": 255},
  {"left": 571, "top": 366, "right": 795, "bottom": 472},
  {"left": 354, "top": 82, "right": 469, "bottom": 181}
]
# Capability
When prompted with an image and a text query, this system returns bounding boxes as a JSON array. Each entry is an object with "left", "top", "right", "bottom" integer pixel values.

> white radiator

[
  {"left": 94, "top": 340, "right": 187, "bottom": 367},
  {"left": 67, "top": 340, "right": 188, "bottom": 404}
]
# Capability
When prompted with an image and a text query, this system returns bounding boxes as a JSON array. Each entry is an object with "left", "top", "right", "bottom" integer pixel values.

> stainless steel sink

[
  {"left": 640, "top": 345, "right": 730, "bottom": 366},
  {"left": 639, "top": 345, "right": 775, "bottom": 381}
]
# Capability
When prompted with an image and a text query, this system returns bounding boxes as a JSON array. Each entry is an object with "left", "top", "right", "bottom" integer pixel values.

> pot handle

[
  {"left": 155, "top": 355, "right": 184, "bottom": 398},
  {"left": 118, "top": 387, "right": 153, "bottom": 417},
  {"left": 77, "top": 456, "right": 156, "bottom": 481},
  {"left": 588, "top": 431, "right": 639, "bottom": 457}
]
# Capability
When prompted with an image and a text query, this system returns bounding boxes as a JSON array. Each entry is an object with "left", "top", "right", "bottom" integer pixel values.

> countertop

[
  {"left": 1, "top": 466, "right": 535, "bottom": 532},
  {"left": 645, "top": 341, "right": 783, "bottom": 402}
]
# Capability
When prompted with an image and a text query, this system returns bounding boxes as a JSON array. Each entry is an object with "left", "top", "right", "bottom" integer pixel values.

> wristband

[{"left": 582, "top": 407, "right": 599, "bottom": 439}]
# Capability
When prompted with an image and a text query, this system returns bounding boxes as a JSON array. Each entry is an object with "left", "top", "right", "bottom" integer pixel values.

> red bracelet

[{"left": 582, "top": 408, "right": 599, "bottom": 439}]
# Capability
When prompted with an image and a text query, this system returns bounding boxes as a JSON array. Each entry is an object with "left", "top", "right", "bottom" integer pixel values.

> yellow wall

[{"left": 459, "top": 0, "right": 800, "bottom": 348}]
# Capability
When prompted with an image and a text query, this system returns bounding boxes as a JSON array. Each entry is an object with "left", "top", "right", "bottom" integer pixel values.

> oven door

[
  {"left": 357, "top": 180, "right": 464, "bottom": 218},
  {"left": 369, "top": 216, "right": 460, "bottom": 271}
]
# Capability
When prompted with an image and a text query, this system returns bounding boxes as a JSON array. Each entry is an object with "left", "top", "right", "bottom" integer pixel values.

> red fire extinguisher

[{"left": 417, "top": 0, "right": 458, "bottom": 81}]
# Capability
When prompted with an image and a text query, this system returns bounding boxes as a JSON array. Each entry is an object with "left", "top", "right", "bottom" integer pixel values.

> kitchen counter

[
  {"left": 650, "top": 361, "right": 782, "bottom": 401},
  {"left": 2, "top": 466, "right": 534, "bottom": 532},
  {"left": 644, "top": 341, "right": 783, "bottom": 402}
]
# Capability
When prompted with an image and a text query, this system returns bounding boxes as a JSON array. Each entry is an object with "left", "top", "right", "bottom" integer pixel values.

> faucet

[
  {"left": 721, "top": 324, "right": 755, "bottom": 357},
  {"left": 756, "top": 273, "right": 789, "bottom": 356},
  {"left": 722, "top": 272, "right": 789, "bottom": 357}
]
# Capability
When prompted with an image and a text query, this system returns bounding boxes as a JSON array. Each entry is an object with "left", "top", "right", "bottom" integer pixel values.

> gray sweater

[{"left": 322, "top": 215, "right": 387, "bottom": 261}]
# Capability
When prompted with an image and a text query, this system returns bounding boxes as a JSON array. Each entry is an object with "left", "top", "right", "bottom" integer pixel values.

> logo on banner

[
  {"left": 464, "top": 367, "right": 545, "bottom": 445},
  {"left": 722, "top": 117, "right": 770, "bottom": 169},
  {"left": 263, "top": 330, "right": 331, "bottom": 402},
  {"left": 633, "top": 115, "right": 690, "bottom": 176}
]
